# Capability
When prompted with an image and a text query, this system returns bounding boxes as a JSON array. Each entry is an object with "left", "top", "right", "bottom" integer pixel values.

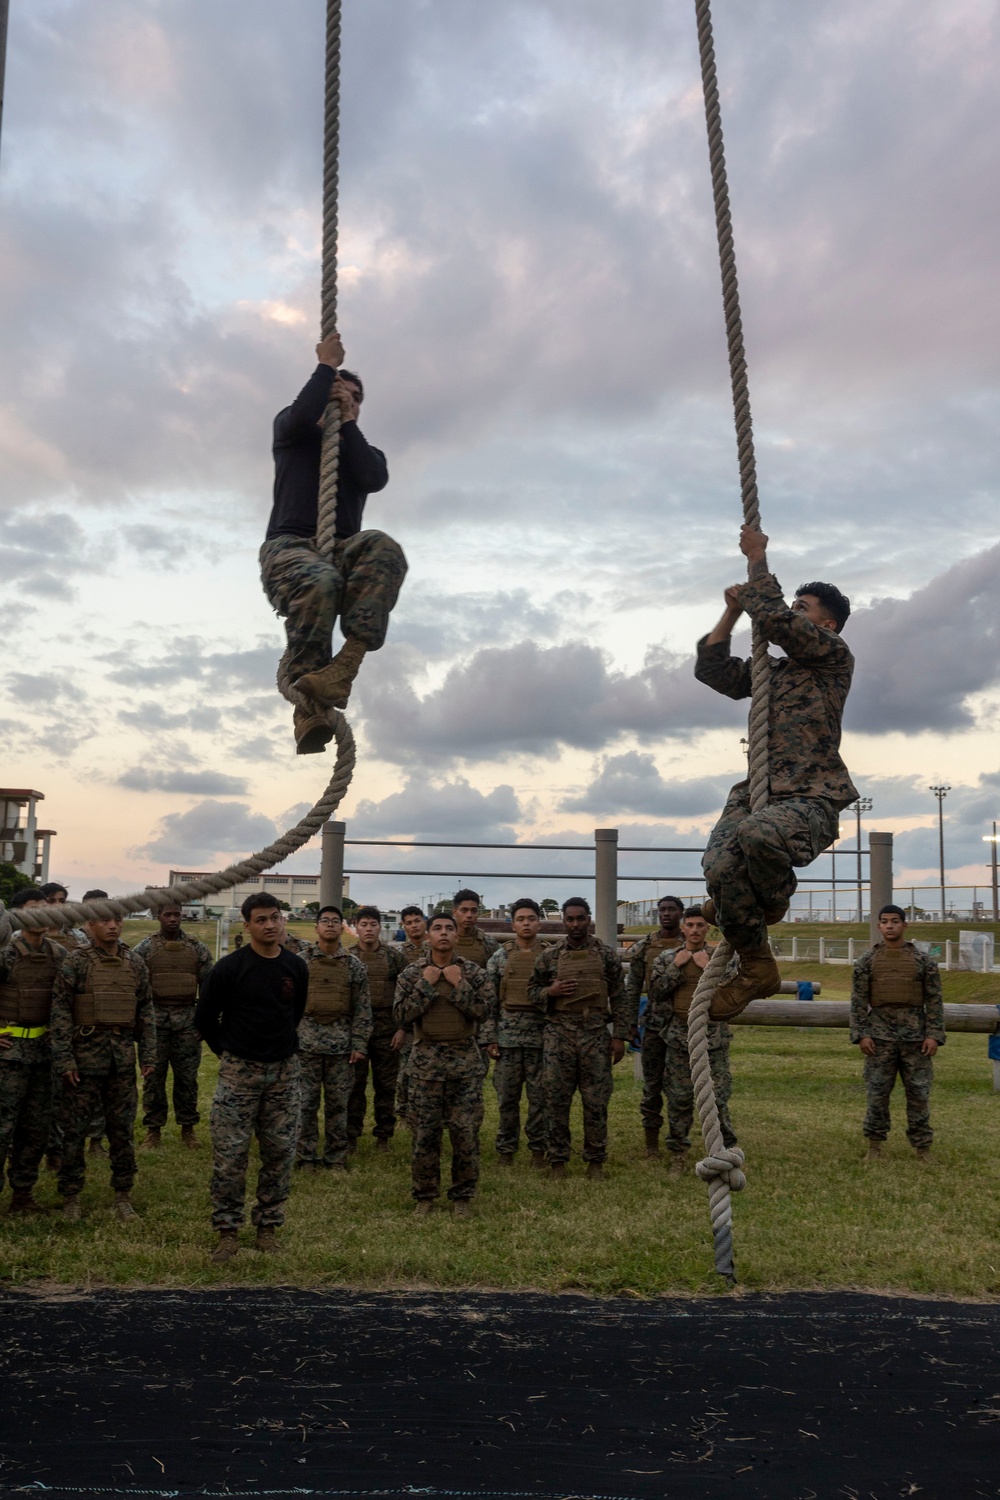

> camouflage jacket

[
  {"left": 354, "top": 941, "right": 409, "bottom": 1036},
  {"left": 486, "top": 939, "right": 546, "bottom": 1048},
  {"left": 695, "top": 572, "right": 858, "bottom": 810},
  {"left": 49, "top": 942, "right": 157, "bottom": 1076},
  {"left": 393, "top": 957, "right": 494, "bottom": 1047},
  {"left": 452, "top": 927, "right": 502, "bottom": 969},
  {"left": 626, "top": 932, "right": 682, "bottom": 1015},
  {"left": 0, "top": 934, "right": 67, "bottom": 1065},
  {"left": 527, "top": 936, "right": 633, "bottom": 1039},
  {"left": 297, "top": 942, "right": 373, "bottom": 1056},
  {"left": 850, "top": 942, "right": 946, "bottom": 1046},
  {"left": 132, "top": 930, "right": 214, "bottom": 1011},
  {"left": 397, "top": 938, "right": 429, "bottom": 966},
  {"left": 649, "top": 945, "right": 732, "bottom": 1042}
]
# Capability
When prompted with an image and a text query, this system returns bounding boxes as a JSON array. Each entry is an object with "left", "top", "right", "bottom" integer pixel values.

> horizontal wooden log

[{"left": 732, "top": 1000, "right": 1000, "bottom": 1033}]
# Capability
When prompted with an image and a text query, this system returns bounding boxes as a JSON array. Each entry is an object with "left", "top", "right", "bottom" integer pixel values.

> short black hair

[
  {"left": 355, "top": 905, "right": 381, "bottom": 923},
  {"left": 10, "top": 887, "right": 45, "bottom": 909},
  {"left": 40, "top": 882, "right": 68, "bottom": 900},
  {"left": 82, "top": 889, "right": 108, "bottom": 902},
  {"left": 453, "top": 889, "right": 481, "bottom": 908},
  {"left": 511, "top": 897, "right": 541, "bottom": 918},
  {"left": 339, "top": 368, "right": 364, "bottom": 401},
  {"left": 428, "top": 911, "right": 457, "bottom": 928},
  {"left": 683, "top": 906, "right": 706, "bottom": 921},
  {"left": 658, "top": 895, "right": 685, "bottom": 912},
  {"left": 159, "top": 902, "right": 182, "bottom": 914},
  {"left": 400, "top": 906, "right": 425, "bottom": 921},
  {"left": 879, "top": 904, "right": 907, "bottom": 921},
  {"left": 796, "top": 581, "right": 851, "bottom": 632},
  {"left": 317, "top": 904, "right": 343, "bottom": 920},
  {"left": 242, "top": 892, "right": 281, "bottom": 920},
  {"left": 562, "top": 896, "right": 591, "bottom": 915}
]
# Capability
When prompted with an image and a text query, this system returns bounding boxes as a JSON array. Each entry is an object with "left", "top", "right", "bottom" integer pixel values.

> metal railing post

[
  {"left": 594, "top": 828, "right": 619, "bottom": 946},
  {"left": 320, "top": 820, "right": 346, "bottom": 910},
  {"left": 868, "top": 832, "right": 893, "bottom": 948}
]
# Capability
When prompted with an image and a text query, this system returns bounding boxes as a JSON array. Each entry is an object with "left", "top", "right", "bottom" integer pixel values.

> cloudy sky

[{"left": 1, "top": 0, "right": 998, "bottom": 913}]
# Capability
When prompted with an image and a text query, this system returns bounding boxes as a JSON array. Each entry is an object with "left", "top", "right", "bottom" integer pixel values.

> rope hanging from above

[
  {"left": 685, "top": 0, "right": 772, "bottom": 1283},
  {"left": 0, "top": 0, "right": 356, "bottom": 944}
]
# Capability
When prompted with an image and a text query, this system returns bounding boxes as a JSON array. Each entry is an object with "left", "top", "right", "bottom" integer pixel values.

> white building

[
  {"left": 167, "top": 870, "right": 349, "bottom": 915},
  {"left": 0, "top": 789, "right": 55, "bottom": 883}
]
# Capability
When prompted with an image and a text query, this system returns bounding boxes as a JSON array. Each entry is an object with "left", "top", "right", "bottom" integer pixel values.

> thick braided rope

[
  {"left": 686, "top": 0, "right": 770, "bottom": 1283},
  {"left": 0, "top": 717, "right": 356, "bottom": 943},
  {"left": 315, "top": 0, "right": 342, "bottom": 563}
]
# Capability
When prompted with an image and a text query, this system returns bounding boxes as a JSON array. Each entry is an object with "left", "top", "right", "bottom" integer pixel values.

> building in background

[
  {"left": 0, "top": 789, "right": 55, "bottom": 883},
  {"left": 167, "top": 870, "right": 350, "bottom": 915}
]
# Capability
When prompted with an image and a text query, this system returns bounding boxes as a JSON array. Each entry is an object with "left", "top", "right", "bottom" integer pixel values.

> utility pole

[
  {"left": 0, "top": 0, "right": 9, "bottom": 161},
  {"left": 850, "top": 797, "right": 873, "bottom": 922},
  {"left": 930, "top": 785, "right": 951, "bottom": 921},
  {"left": 831, "top": 828, "right": 838, "bottom": 922},
  {"left": 985, "top": 821, "right": 999, "bottom": 924}
]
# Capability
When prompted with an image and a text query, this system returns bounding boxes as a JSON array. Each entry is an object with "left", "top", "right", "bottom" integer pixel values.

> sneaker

[{"left": 211, "top": 1230, "right": 239, "bottom": 1264}]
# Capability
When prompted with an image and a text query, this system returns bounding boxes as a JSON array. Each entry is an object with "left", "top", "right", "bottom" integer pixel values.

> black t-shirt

[
  {"left": 265, "top": 365, "right": 389, "bottom": 543},
  {"left": 195, "top": 946, "right": 308, "bottom": 1062}
]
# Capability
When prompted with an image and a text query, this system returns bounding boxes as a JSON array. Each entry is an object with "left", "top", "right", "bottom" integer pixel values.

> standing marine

[
  {"left": 347, "top": 906, "right": 407, "bottom": 1153},
  {"left": 296, "top": 905, "right": 371, "bottom": 1173},
  {"left": 133, "top": 903, "right": 213, "bottom": 1149},
  {"left": 625, "top": 894, "right": 684, "bottom": 1158},
  {"left": 485, "top": 897, "right": 548, "bottom": 1169}
]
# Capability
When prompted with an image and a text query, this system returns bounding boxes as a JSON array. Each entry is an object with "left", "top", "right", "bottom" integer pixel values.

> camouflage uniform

[
  {"left": 394, "top": 939, "right": 428, "bottom": 1124},
  {"left": 297, "top": 943, "right": 372, "bottom": 1167},
  {"left": 452, "top": 928, "right": 501, "bottom": 971},
  {"left": 696, "top": 572, "right": 858, "bottom": 951},
  {"left": 850, "top": 941, "right": 945, "bottom": 1150},
  {"left": 209, "top": 1054, "right": 302, "bottom": 1229},
  {"left": 348, "top": 942, "right": 408, "bottom": 1144},
  {"left": 649, "top": 946, "right": 736, "bottom": 1155},
  {"left": 43, "top": 928, "right": 104, "bottom": 1156},
  {"left": 49, "top": 944, "right": 157, "bottom": 1197},
  {"left": 259, "top": 531, "right": 407, "bottom": 684},
  {"left": 132, "top": 931, "right": 213, "bottom": 1129},
  {"left": 528, "top": 938, "right": 633, "bottom": 1166},
  {"left": 0, "top": 935, "right": 65, "bottom": 1192},
  {"left": 486, "top": 939, "right": 547, "bottom": 1157},
  {"left": 625, "top": 932, "right": 681, "bottom": 1133},
  {"left": 393, "top": 958, "right": 493, "bottom": 1202}
]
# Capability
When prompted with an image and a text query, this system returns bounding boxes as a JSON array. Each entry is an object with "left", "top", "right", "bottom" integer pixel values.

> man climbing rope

[
  {"left": 259, "top": 331, "right": 408, "bottom": 754},
  {"left": 697, "top": 524, "right": 857, "bottom": 1017}
]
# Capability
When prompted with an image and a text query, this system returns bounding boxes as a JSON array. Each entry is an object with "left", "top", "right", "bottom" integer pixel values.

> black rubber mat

[{"left": 0, "top": 1289, "right": 998, "bottom": 1498}]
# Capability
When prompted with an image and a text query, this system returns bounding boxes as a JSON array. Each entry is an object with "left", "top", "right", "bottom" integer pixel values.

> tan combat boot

[
  {"left": 763, "top": 901, "right": 790, "bottom": 925},
  {"left": 452, "top": 1199, "right": 472, "bottom": 1218},
  {"left": 916, "top": 1147, "right": 934, "bottom": 1164},
  {"left": 8, "top": 1189, "right": 48, "bottom": 1216},
  {"left": 549, "top": 1162, "right": 567, "bottom": 1180},
  {"left": 181, "top": 1126, "right": 200, "bottom": 1150},
  {"left": 586, "top": 1162, "right": 605, "bottom": 1181},
  {"left": 62, "top": 1195, "right": 82, "bottom": 1223},
  {"left": 701, "top": 898, "right": 717, "bottom": 925},
  {"left": 643, "top": 1128, "right": 660, "bottom": 1160},
  {"left": 413, "top": 1199, "right": 434, "bottom": 1216},
  {"left": 668, "top": 1151, "right": 688, "bottom": 1177},
  {"left": 709, "top": 946, "right": 781, "bottom": 1020},
  {"left": 530, "top": 1151, "right": 547, "bottom": 1171},
  {"left": 864, "top": 1140, "right": 882, "bottom": 1163},
  {"left": 140, "top": 1128, "right": 161, "bottom": 1150},
  {"left": 497, "top": 1153, "right": 514, "bottom": 1169},
  {"left": 255, "top": 1225, "right": 280, "bottom": 1253},
  {"left": 115, "top": 1192, "right": 138, "bottom": 1222},
  {"left": 294, "top": 638, "right": 367, "bottom": 710},
  {"left": 293, "top": 705, "right": 335, "bottom": 757},
  {"left": 211, "top": 1230, "right": 239, "bottom": 1264}
]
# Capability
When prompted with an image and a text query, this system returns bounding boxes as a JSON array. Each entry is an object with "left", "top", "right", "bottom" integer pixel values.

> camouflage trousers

[
  {"left": 664, "top": 1020, "right": 736, "bottom": 1155},
  {"left": 0, "top": 1059, "right": 51, "bottom": 1192},
  {"left": 408, "top": 1039, "right": 485, "bottom": 1202},
  {"left": 209, "top": 1052, "right": 301, "bottom": 1230},
  {"left": 493, "top": 1046, "right": 546, "bottom": 1157},
  {"left": 863, "top": 1040, "right": 933, "bottom": 1149},
  {"left": 704, "top": 786, "right": 840, "bottom": 950},
  {"left": 297, "top": 1052, "right": 353, "bottom": 1167},
  {"left": 57, "top": 1065, "right": 138, "bottom": 1197},
  {"left": 142, "top": 1006, "right": 202, "bottom": 1129},
  {"left": 47, "top": 1073, "right": 104, "bottom": 1153},
  {"left": 640, "top": 1025, "right": 668, "bottom": 1132},
  {"left": 259, "top": 530, "right": 408, "bottom": 681},
  {"left": 347, "top": 1030, "right": 400, "bottom": 1143},
  {"left": 395, "top": 1035, "right": 414, "bottom": 1124},
  {"left": 542, "top": 1018, "right": 613, "bottom": 1165}
]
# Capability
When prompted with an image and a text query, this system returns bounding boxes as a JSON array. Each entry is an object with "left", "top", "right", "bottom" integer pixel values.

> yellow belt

[{"left": 0, "top": 1025, "right": 48, "bottom": 1039}]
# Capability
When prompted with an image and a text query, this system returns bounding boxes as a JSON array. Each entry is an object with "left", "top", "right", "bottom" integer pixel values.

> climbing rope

[
  {"left": 0, "top": 0, "right": 356, "bottom": 943},
  {"left": 685, "top": 0, "right": 771, "bottom": 1282}
]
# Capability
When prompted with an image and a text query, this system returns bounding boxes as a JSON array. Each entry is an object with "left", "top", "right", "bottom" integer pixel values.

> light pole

[
  {"left": 831, "top": 826, "right": 841, "bottom": 922},
  {"left": 0, "top": 0, "right": 9, "bottom": 160},
  {"left": 984, "top": 823, "right": 999, "bottom": 924},
  {"left": 930, "top": 785, "right": 951, "bottom": 921},
  {"left": 850, "top": 797, "right": 873, "bottom": 922}
]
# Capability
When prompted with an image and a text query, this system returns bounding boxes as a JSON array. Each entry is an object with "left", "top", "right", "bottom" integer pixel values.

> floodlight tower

[
  {"left": 850, "top": 797, "right": 873, "bottom": 921},
  {"left": 929, "top": 785, "right": 951, "bottom": 921}
]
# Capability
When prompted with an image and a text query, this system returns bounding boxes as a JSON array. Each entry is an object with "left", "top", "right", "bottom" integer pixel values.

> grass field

[{"left": 2, "top": 1027, "right": 997, "bottom": 1298}]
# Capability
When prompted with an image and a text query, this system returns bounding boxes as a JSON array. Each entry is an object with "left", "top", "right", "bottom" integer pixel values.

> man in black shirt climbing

[
  {"left": 259, "top": 331, "right": 408, "bottom": 755},
  {"left": 196, "top": 893, "right": 308, "bottom": 1263}
]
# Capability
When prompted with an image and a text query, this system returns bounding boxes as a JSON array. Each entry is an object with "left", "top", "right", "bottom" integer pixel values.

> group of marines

[{"left": 0, "top": 864, "right": 944, "bottom": 1259}]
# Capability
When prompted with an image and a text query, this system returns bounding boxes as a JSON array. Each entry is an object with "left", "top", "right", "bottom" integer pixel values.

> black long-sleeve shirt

[
  {"left": 265, "top": 365, "right": 389, "bottom": 542},
  {"left": 194, "top": 945, "right": 308, "bottom": 1063}
]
